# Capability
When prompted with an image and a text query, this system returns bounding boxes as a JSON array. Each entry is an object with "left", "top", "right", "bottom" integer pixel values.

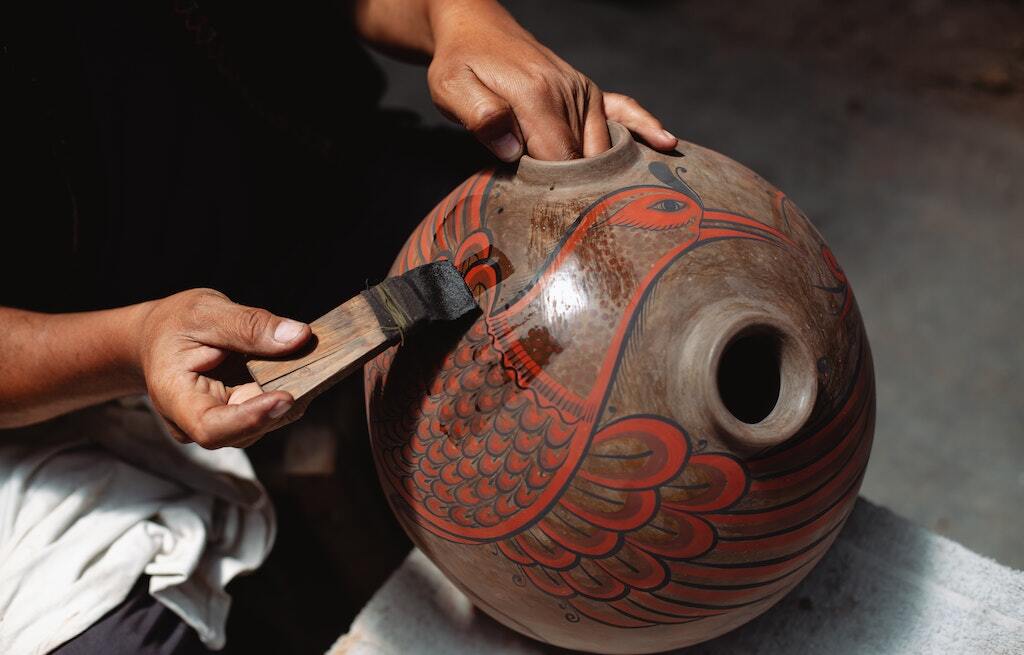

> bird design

[{"left": 366, "top": 162, "right": 873, "bottom": 628}]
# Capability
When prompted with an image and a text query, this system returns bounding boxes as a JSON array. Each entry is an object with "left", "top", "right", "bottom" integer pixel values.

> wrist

[
  {"left": 427, "top": 0, "right": 518, "bottom": 54},
  {"left": 109, "top": 301, "right": 155, "bottom": 395}
]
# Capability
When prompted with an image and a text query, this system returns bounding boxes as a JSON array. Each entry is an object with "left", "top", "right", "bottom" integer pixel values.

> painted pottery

[{"left": 364, "top": 122, "right": 874, "bottom": 653}]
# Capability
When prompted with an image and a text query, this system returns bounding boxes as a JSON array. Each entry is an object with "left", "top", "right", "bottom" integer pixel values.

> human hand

[
  {"left": 135, "top": 289, "right": 311, "bottom": 448},
  {"left": 426, "top": 0, "right": 677, "bottom": 162}
]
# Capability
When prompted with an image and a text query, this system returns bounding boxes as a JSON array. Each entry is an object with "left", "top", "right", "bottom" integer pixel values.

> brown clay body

[{"left": 364, "top": 123, "right": 875, "bottom": 653}]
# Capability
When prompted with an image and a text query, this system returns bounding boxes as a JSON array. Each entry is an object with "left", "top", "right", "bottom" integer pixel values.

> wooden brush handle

[{"left": 246, "top": 295, "right": 396, "bottom": 417}]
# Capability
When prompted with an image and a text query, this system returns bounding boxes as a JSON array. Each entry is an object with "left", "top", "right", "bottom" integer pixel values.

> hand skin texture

[
  {"left": 354, "top": 0, "right": 679, "bottom": 161},
  {"left": 0, "top": 291, "right": 311, "bottom": 449}
]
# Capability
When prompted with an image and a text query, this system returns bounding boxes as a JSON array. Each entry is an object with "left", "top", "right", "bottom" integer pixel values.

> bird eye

[{"left": 648, "top": 199, "right": 685, "bottom": 212}]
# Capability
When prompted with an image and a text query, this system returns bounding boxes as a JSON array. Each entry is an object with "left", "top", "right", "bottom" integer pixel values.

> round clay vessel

[{"left": 364, "top": 122, "right": 875, "bottom": 653}]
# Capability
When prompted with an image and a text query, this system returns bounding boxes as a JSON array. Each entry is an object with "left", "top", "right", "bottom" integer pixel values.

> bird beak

[{"left": 697, "top": 210, "right": 796, "bottom": 248}]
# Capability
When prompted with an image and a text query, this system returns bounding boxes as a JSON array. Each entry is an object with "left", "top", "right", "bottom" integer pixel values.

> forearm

[
  {"left": 352, "top": 0, "right": 519, "bottom": 62},
  {"left": 0, "top": 304, "right": 150, "bottom": 428}
]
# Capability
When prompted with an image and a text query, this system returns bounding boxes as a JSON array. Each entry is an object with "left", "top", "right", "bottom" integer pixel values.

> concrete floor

[{"left": 368, "top": 0, "right": 1024, "bottom": 567}]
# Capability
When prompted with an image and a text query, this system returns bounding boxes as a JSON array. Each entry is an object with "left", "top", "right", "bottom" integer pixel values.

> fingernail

[
  {"left": 661, "top": 129, "right": 676, "bottom": 142},
  {"left": 273, "top": 319, "right": 304, "bottom": 343},
  {"left": 490, "top": 133, "right": 522, "bottom": 161},
  {"left": 269, "top": 400, "right": 292, "bottom": 419}
]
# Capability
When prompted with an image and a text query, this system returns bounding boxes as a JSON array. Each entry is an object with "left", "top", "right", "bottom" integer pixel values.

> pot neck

[{"left": 514, "top": 122, "right": 642, "bottom": 187}]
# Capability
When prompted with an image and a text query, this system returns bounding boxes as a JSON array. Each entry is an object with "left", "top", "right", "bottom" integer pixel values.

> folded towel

[{"left": 0, "top": 398, "right": 275, "bottom": 654}]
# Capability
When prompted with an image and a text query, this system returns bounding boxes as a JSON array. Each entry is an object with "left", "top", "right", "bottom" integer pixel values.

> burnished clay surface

[{"left": 364, "top": 123, "right": 875, "bottom": 653}]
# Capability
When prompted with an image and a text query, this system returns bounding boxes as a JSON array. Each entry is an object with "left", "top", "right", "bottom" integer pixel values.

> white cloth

[{"left": 0, "top": 398, "right": 276, "bottom": 654}]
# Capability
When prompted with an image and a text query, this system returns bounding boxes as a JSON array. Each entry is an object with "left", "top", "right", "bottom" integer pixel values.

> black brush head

[{"left": 361, "top": 261, "right": 479, "bottom": 335}]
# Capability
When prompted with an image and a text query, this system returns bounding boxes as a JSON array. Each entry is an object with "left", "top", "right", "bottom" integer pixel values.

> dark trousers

[{"left": 51, "top": 576, "right": 208, "bottom": 655}]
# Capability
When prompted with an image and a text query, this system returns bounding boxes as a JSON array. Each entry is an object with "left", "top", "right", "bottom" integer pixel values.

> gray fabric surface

[{"left": 330, "top": 498, "right": 1024, "bottom": 654}]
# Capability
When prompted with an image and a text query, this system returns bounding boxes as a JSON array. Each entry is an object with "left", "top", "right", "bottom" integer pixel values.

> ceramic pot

[{"left": 364, "top": 122, "right": 874, "bottom": 653}]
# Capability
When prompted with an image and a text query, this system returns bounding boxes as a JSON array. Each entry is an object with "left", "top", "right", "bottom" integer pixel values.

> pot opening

[
  {"left": 716, "top": 327, "right": 782, "bottom": 425},
  {"left": 515, "top": 121, "right": 642, "bottom": 186}
]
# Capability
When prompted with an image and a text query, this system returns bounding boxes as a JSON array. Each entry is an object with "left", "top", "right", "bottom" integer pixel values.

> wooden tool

[{"left": 247, "top": 261, "right": 478, "bottom": 421}]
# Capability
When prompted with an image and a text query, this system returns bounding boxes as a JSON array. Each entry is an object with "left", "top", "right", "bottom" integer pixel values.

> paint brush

[{"left": 246, "top": 261, "right": 478, "bottom": 422}]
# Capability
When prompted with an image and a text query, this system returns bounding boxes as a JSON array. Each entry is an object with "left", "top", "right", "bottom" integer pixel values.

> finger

[
  {"left": 159, "top": 415, "right": 192, "bottom": 445},
  {"left": 429, "top": 64, "right": 524, "bottom": 162},
  {"left": 227, "top": 381, "right": 265, "bottom": 405},
  {"left": 513, "top": 90, "right": 581, "bottom": 161},
  {"left": 582, "top": 82, "right": 612, "bottom": 157},
  {"left": 227, "top": 382, "right": 304, "bottom": 436},
  {"left": 233, "top": 433, "right": 265, "bottom": 450},
  {"left": 225, "top": 383, "right": 288, "bottom": 447},
  {"left": 172, "top": 386, "right": 294, "bottom": 449},
  {"left": 603, "top": 92, "right": 677, "bottom": 151},
  {"left": 191, "top": 294, "right": 311, "bottom": 357},
  {"left": 233, "top": 402, "right": 306, "bottom": 449}
]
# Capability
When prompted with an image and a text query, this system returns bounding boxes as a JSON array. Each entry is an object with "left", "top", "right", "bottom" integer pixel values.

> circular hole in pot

[{"left": 717, "top": 328, "right": 782, "bottom": 424}]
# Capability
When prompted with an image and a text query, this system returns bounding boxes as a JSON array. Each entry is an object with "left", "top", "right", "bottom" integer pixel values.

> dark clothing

[
  {"left": 51, "top": 577, "right": 209, "bottom": 655},
  {"left": 2, "top": 1, "right": 441, "bottom": 320}
]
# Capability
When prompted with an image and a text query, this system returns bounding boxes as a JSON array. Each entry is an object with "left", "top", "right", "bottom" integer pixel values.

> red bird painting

[{"left": 366, "top": 160, "right": 873, "bottom": 631}]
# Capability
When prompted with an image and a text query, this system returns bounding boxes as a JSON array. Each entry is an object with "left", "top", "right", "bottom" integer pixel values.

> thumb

[
  {"left": 193, "top": 294, "right": 311, "bottom": 357},
  {"left": 429, "top": 64, "right": 524, "bottom": 162}
]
